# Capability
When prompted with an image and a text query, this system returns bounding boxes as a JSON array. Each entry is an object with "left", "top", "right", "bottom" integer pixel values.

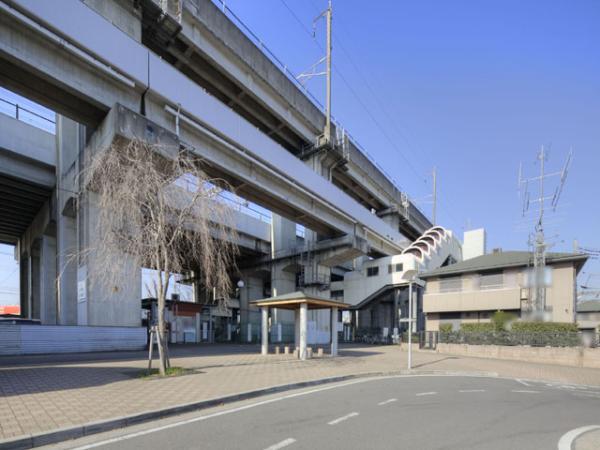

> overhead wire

[{"left": 282, "top": 0, "right": 463, "bottom": 229}]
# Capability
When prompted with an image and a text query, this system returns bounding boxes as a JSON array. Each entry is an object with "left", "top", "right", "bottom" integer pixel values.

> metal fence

[{"left": 0, "top": 97, "right": 55, "bottom": 134}]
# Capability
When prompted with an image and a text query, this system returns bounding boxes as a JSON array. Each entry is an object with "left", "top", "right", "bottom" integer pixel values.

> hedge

[
  {"left": 460, "top": 323, "right": 495, "bottom": 332},
  {"left": 439, "top": 324, "right": 453, "bottom": 333},
  {"left": 510, "top": 322, "right": 578, "bottom": 333},
  {"left": 439, "top": 331, "right": 580, "bottom": 347}
]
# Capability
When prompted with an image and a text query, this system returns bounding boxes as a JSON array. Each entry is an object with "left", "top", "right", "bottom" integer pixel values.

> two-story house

[{"left": 421, "top": 250, "right": 588, "bottom": 331}]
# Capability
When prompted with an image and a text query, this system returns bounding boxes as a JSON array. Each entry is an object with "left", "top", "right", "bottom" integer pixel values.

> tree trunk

[{"left": 157, "top": 294, "right": 168, "bottom": 376}]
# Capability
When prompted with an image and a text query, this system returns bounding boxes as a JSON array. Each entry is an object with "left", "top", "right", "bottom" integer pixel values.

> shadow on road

[{"left": 412, "top": 356, "right": 460, "bottom": 369}]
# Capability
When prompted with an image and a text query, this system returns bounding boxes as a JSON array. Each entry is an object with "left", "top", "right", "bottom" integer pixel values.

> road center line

[
  {"left": 416, "top": 391, "right": 437, "bottom": 396},
  {"left": 511, "top": 390, "right": 540, "bottom": 394},
  {"left": 264, "top": 438, "right": 296, "bottom": 450},
  {"left": 459, "top": 389, "right": 485, "bottom": 393},
  {"left": 378, "top": 398, "right": 397, "bottom": 406},
  {"left": 328, "top": 412, "right": 359, "bottom": 425}
]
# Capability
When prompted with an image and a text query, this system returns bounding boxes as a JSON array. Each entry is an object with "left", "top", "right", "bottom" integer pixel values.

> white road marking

[
  {"left": 416, "top": 391, "right": 437, "bottom": 396},
  {"left": 557, "top": 425, "right": 600, "bottom": 450},
  {"left": 572, "top": 392, "right": 600, "bottom": 399},
  {"left": 511, "top": 390, "right": 540, "bottom": 394},
  {"left": 516, "top": 379, "right": 531, "bottom": 387},
  {"left": 459, "top": 389, "right": 485, "bottom": 393},
  {"left": 264, "top": 438, "right": 296, "bottom": 450},
  {"left": 69, "top": 379, "right": 370, "bottom": 450},
  {"left": 328, "top": 412, "right": 359, "bottom": 425},
  {"left": 65, "top": 373, "right": 597, "bottom": 450},
  {"left": 378, "top": 398, "right": 397, "bottom": 406}
]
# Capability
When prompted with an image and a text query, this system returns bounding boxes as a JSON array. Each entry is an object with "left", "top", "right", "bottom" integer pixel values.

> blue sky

[
  {"left": 220, "top": 0, "right": 600, "bottom": 285},
  {"left": 1, "top": 0, "right": 599, "bottom": 305}
]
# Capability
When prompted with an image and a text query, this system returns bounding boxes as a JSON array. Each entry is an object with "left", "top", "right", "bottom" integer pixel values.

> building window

[
  {"left": 388, "top": 263, "right": 403, "bottom": 274},
  {"left": 439, "top": 277, "right": 462, "bottom": 293},
  {"left": 479, "top": 273, "right": 504, "bottom": 290},
  {"left": 331, "top": 290, "right": 344, "bottom": 300},
  {"left": 367, "top": 266, "right": 379, "bottom": 277}
]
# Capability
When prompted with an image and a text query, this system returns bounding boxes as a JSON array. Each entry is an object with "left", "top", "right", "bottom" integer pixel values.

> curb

[{"left": 0, "top": 369, "right": 496, "bottom": 450}]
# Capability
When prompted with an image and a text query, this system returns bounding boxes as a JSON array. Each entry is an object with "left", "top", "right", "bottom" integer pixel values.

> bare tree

[{"left": 81, "top": 139, "right": 238, "bottom": 375}]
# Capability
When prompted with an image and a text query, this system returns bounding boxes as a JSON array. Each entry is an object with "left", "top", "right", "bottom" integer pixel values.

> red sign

[{"left": 0, "top": 305, "right": 20, "bottom": 315}]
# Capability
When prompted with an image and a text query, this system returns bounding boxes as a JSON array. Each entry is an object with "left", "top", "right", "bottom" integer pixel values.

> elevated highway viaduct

[{"left": 0, "top": 0, "right": 432, "bottom": 338}]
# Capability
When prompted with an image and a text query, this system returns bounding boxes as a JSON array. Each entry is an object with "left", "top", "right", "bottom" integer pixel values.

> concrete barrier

[{"left": 427, "top": 343, "right": 600, "bottom": 369}]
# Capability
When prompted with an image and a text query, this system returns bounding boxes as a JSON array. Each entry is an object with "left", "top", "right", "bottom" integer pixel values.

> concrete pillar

[
  {"left": 239, "top": 274, "right": 264, "bottom": 337},
  {"left": 195, "top": 312, "right": 201, "bottom": 343},
  {"left": 77, "top": 191, "right": 141, "bottom": 326},
  {"left": 299, "top": 303, "right": 308, "bottom": 360},
  {"left": 294, "top": 308, "right": 300, "bottom": 348},
  {"left": 270, "top": 214, "right": 296, "bottom": 326},
  {"left": 261, "top": 307, "right": 269, "bottom": 355},
  {"left": 330, "top": 307, "right": 338, "bottom": 356},
  {"left": 56, "top": 115, "right": 81, "bottom": 325},
  {"left": 39, "top": 235, "right": 57, "bottom": 324},
  {"left": 393, "top": 288, "right": 400, "bottom": 331}
]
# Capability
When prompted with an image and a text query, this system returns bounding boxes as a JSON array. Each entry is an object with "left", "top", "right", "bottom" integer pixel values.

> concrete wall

[
  {"left": 343, "top": 254, "right": 419, "bottom": 306},
  {"left": 429, "top": 343, "right": 600, "bottom": 369},
  {"left": 462, "top": 228, "right": 486, "bottom": 260},
  {"left": 577, "top": 312, "right": 600, "bottom": 330},
  {"left": 424, "top": 288, "right": 522, "bottom": 314},
  {"left": 547, "top": 263, "right": 577, "bottom": 323}
]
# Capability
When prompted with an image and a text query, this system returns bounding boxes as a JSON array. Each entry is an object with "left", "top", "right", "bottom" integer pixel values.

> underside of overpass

[
  {"left": 0, "top": 0, "right": 439, "bottom": 354},
  {"left": 0, "top": 175, "right": 51, "bottom": 245}
]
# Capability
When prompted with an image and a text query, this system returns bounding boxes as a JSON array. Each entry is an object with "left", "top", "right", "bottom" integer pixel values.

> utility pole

[
  {"left": 518, "top": 146, "right": 572, "bottom": 319},
  {"left": 533, "top": 147, "right": 546, "bottom": 316},
  {"left": 432, "top": 167, "right": 437, "bottom": 225},
  {"left": 296, "top": 0, "right": 333, "bottom": 145},
  {"left": 325, "top": 0, "right": 332, "bottom": 143}
]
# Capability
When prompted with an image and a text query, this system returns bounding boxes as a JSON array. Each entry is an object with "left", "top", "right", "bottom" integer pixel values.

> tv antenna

[{"left": 518, "top": 146, "right": 572, "bottom": 318}]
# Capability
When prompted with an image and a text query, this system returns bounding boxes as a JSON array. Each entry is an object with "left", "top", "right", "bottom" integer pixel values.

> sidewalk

[{"left": 2, "top": 343, "right": 600, "bottom": 444}]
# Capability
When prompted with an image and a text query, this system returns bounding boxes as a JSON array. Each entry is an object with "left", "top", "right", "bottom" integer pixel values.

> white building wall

[{"left": 463, "top": 228, "right": 486, "bottom": 260}]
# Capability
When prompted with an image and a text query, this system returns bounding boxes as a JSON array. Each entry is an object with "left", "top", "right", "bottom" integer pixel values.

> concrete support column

[
  {"left": 294, "top": 308, "right": 300, "bottom": 348},
  {"left": 261, "top": 306, "right": 269, "bottom": 355},
  {"left": 299, "top": 303, "right": 307, "bottom": 360},
  {"left": 56, "top": 115, "right": 82, "bottom": 325},
  {"left": 330, "top": 307, "right": 338, "bottom": 357},
  {"left": 393, "top": 288, "right": 400, "bottom": 331},
  {"left": 39, "top": 235, "right": 57, "bottom": 324},
  {"left": 239, "top": 274, "right": 264, "bottom": 338},
  {"left": 270, "top": 214, "right": 296, "bottom": 327}
]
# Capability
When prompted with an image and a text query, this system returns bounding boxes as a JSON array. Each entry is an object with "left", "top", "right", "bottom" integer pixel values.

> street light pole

[{"left": 402, "top": 269, "right": 419, "bottom": 371}]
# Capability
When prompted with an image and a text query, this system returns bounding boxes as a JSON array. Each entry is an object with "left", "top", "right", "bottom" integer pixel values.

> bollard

[
  {"left": 307, "top": 347, "right": 313, "bottom": 359},
  {"left": 284, "top": 345, "right": 290, "bottom": 354},
  {"left": 317, "top": 347, "right": 324, "bottom": 357},
  {"left": 293, "top": 349, "right": 299, "bottom": 358}
]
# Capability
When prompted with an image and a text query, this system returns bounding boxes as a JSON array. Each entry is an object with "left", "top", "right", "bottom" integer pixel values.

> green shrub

[
  {"left": 511, "top": 321, "right": 578, "bottom": 333},
  {"left": 491, "top": 310, "right": 516, "bottom": 332},
  {"left": 460, "top": 322, "right": 495, "bottom": 332},
  {"left": 439, "top": 324, "right": 453, "bottom": 333}
]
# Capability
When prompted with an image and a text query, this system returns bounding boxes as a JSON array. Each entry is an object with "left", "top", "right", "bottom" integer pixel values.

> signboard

[
  {"left": 77, "top": 281, "right": 86, "bottom": 303},
  {"left": 77, "top": 266, "right": 87, "bottom": 304}
]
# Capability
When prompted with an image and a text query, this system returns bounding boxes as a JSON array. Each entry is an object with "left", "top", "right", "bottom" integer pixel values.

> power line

[
  {"left": 283, "top": 0, "right": 464, "bottom": 229},
  {"left": 282, "top": 0, "right": 424, "bottom": 182}
]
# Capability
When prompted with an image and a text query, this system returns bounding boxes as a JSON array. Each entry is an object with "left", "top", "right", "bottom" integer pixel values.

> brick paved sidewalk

[{"left": 2, "top": 344, "right": 600, "bottom": 442}]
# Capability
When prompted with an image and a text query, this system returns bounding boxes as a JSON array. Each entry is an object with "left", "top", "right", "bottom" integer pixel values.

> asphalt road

[{"left": 48, "top": 375, "right": 600, "bottom": 450}]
